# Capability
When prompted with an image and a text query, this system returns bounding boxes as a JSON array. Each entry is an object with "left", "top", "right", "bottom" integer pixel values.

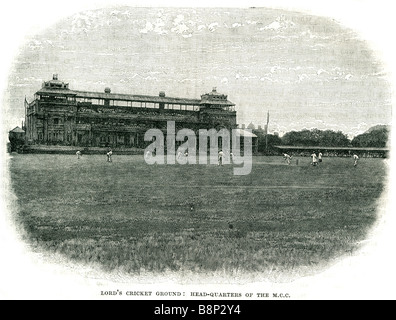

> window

[{"left": 54, "top": 118, "right": 59, "bottom": 125}]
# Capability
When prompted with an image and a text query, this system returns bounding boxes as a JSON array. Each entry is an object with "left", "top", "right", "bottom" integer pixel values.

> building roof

[
  {"left": 36, "top": 78, "right": 235, "bottom": 106},
  {"left": 235, "top": 129, "right": 257, "bottom": 138},
  {"left": 36, "top": 87, "right": 207, "bottom": 105},
  {"left": 200, "top": 87, "right": 235, "bottom": 106},
  {"left": 36, "top": 88, "right": 77, "bottom": 96},
  {"left": 9, "top": 126, "right": 25, "bottom": 133},
  {"left": 77, "top": 90, "right": 203, "bottom": 105},
  {"left": 199, "top": 98, "right": 235, "bottom": 106}
]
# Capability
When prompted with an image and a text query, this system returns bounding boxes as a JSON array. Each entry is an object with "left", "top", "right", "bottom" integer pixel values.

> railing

[{"left": 76, "top": 111, "right": 200, "bottom": 123}]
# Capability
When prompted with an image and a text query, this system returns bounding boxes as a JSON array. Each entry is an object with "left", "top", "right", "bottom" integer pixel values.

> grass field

[{"left": 8, "top": 153, "right": 387, "bottom": 281}]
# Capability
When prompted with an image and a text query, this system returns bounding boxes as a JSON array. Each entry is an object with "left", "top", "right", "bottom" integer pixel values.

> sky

[{"left": 1, "top": 3, "right": 393, "bottom": 138}]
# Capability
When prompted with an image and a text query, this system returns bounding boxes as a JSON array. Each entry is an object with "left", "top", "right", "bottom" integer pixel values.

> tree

[
  {"left": 351, "top": 126, "right": 389, "bottom": 148},
  {"left": 253, "top": 129, "right": 282, "bottom": 154},
  {"left": 281, "top": 128, "right": 350, "bottom": 147},
  {"left": 321, "top": 130, "right": 350, "bottom": 147}
]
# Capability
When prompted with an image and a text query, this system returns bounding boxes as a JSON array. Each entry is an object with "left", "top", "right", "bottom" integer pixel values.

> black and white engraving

[{"left": 1, "top": 3, "right": 394, "bottom": 299}]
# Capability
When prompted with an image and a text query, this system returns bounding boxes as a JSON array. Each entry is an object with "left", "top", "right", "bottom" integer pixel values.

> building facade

[
  {"left": 8, "top": 126, "right": 25, "bottom": 152},
  {"left": 24, "top": 75, "right": 240, "bottom": 150}
]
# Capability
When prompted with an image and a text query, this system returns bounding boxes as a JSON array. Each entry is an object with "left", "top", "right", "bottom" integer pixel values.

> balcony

[{"left": 76, "top": 123, "right": 91, "bottom": 130}]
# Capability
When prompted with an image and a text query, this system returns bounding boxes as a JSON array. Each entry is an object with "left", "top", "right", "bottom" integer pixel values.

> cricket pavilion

[{"left": 21, "top": 75, "right": 258, "bottom": 154}]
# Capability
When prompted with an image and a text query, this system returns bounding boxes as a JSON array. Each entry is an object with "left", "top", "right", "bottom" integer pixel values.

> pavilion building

[{"left": 24, "top": 75, "right": 256, "bottom": 151}]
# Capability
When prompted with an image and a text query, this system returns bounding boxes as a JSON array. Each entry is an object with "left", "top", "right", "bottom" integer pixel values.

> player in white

[
  {"left": 76, "top": 150, "right": 82, "bottom": 159},
  {"left": 107, "top": 148, "right": 113, "bottom": 162},
  {"left": 353, "top": 153, "right": 359, "bottom": 167},
  {"left": 218, "top": 150, "right": 224, "bottom": 166},
  {"left": 230, "top": 152, "right": 234, "bottom": 163},
  {"left": 145, "top": 150, "right": 151, "bottom": 161},
  {"left": 283, "top": 153, "right": 292, "bottom": 165},
  {"left": 311, "top": 152, "right": 318, "bottom": 166},
  {"left": 318, "top": 152, "right": 323, "bottom": 163}
]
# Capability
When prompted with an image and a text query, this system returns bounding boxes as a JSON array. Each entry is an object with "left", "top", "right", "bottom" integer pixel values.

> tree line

[{"left": 252, "top": 125, "right": 389, "bottom": 154}]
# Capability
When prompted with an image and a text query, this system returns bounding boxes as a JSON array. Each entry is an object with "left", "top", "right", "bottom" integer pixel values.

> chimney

[
  {"left": 104, "top": 87, "right": 111, "bottom": 93},
  {"left": 159, "top": 91, "right": 165, "bottom": 97},
  {"left": 53, "top": 74, "right": 58, "bottom": 80}
]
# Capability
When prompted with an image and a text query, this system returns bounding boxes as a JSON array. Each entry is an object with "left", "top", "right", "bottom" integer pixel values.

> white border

[{"left": 1, "top": 0, "right": 395, "bottom": 300}]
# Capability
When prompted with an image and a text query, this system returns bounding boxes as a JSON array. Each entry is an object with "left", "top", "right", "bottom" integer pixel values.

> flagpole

[
  {"left": 265, "top": 110, "right": 269, "bottom": 153},
  {"left": 24, "top": 96, "right": 27, "bottom": 139}
]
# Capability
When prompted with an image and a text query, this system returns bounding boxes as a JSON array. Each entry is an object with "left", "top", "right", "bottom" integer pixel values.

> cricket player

[
  {"left": 311, "top": 152, "right": 318, "bottom": 166},
  {"left": 218, "top": 150, "right": 224, "bottom": 166},
  {"left": 283, "top": 153, "right": 292, "bottom": 165},
  {"left": 145, "top": 150, "right": 151, "bottom": 159},
  {"left": 107, "top": 148, "right": 113, "bottom": 162},
  {"left": 353, "top": 154, "right": 359, "bottom": 166}
]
